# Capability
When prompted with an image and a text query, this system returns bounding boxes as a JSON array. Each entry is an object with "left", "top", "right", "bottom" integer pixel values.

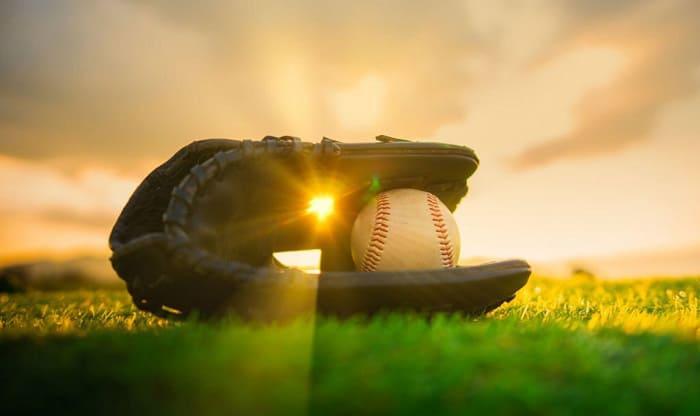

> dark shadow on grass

[
  {"left": 307, "top": 314, "right": 700, "bottom": 416},
  {"left": 1, "top": 316, "right": 699, "bottom": 415}
]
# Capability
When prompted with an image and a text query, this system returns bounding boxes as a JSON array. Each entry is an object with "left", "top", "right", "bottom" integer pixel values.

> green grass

[{"left": 1, "top": 277, "right": 699, "bottom": 415}]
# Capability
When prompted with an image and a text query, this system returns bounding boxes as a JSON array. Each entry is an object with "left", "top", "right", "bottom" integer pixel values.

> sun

[{"left": 307, "top": 195, "right": 335, "bottom": 221}]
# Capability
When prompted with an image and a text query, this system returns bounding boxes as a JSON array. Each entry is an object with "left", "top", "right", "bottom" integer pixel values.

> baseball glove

[{"left": 109, "top": 135, "right": 530, "bottom": 320}]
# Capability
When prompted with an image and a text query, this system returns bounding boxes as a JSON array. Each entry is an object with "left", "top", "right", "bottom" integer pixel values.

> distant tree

[
  {"left": 0, "top": 258, "right": 122, "bottom": 292},
  {"left": 571, "top": 267, "right": 596, "bottom": 281},
  {"left": 0, "top": 266, "right": 25, "bottom": 292}
]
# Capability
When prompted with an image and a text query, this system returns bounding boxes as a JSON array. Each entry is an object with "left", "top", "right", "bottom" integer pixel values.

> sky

[{"left": 1, "top": 0, "right": 699, "bottom": 275}]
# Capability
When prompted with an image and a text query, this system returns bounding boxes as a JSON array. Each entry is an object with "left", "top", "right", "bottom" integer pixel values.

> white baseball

[{"left": 350, "top": 188, "right": 461, "bottom": 271}]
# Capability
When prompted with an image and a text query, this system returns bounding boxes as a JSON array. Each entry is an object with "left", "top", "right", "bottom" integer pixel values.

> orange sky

[{"left": 1, "top": 1, "right": 699, "bottom": 274}]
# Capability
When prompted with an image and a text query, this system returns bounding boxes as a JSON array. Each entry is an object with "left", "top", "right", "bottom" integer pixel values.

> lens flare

[{"left": 307, "top": 195, "right": 334, "bottom": 221}]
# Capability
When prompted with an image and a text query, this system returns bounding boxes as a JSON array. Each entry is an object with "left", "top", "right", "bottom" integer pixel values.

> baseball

[{"left": 350, "top": 188, "right": 461, "bottom": 271}]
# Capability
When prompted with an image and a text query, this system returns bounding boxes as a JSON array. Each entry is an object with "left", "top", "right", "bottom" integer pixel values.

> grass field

[{"left": 1, "top": 276, "right": 699, "bottom": 415}]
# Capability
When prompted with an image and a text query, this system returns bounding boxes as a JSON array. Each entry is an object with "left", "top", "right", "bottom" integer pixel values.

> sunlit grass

[
  {"left": 1, "top": 276, "right": 699, "bottom": 415},
  {"left": 0, "top": 290, "right": 172, "bottom": 335},
  {"left": 2, "top": 276, "right": 697, "bottom": 338},
  {"left": 491, "top": 276, "right": 700, "bottom": 339}
]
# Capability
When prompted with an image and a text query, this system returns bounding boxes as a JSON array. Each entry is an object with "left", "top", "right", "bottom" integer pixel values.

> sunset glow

[
  {"left": 307, "top": 196, "right": 335, "bottom": 222},
  {"left": 1, "top": 1, "right": 699, "bottom": 276}
]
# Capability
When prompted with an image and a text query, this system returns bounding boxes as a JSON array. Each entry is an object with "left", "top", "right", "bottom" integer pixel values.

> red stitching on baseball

[
  {"left": 360, "top": 193, "right": 391, "bottom": 271},
  {"left": 427, "top": 193, "right": 455, "bottom": 268}
]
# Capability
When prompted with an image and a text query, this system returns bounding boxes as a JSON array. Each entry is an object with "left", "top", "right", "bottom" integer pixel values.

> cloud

[
  {"left": 0, "top": 0, "right": 478, "bottom": 167},
  {"left": 0, "top": 155, "right": 137, "bottom": 256},
  {"left": 2, "top": 0, "right": 697, "bottom": 171},
  {"left": 510, "top": 0, "right": 700, "bottom": 169}
]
